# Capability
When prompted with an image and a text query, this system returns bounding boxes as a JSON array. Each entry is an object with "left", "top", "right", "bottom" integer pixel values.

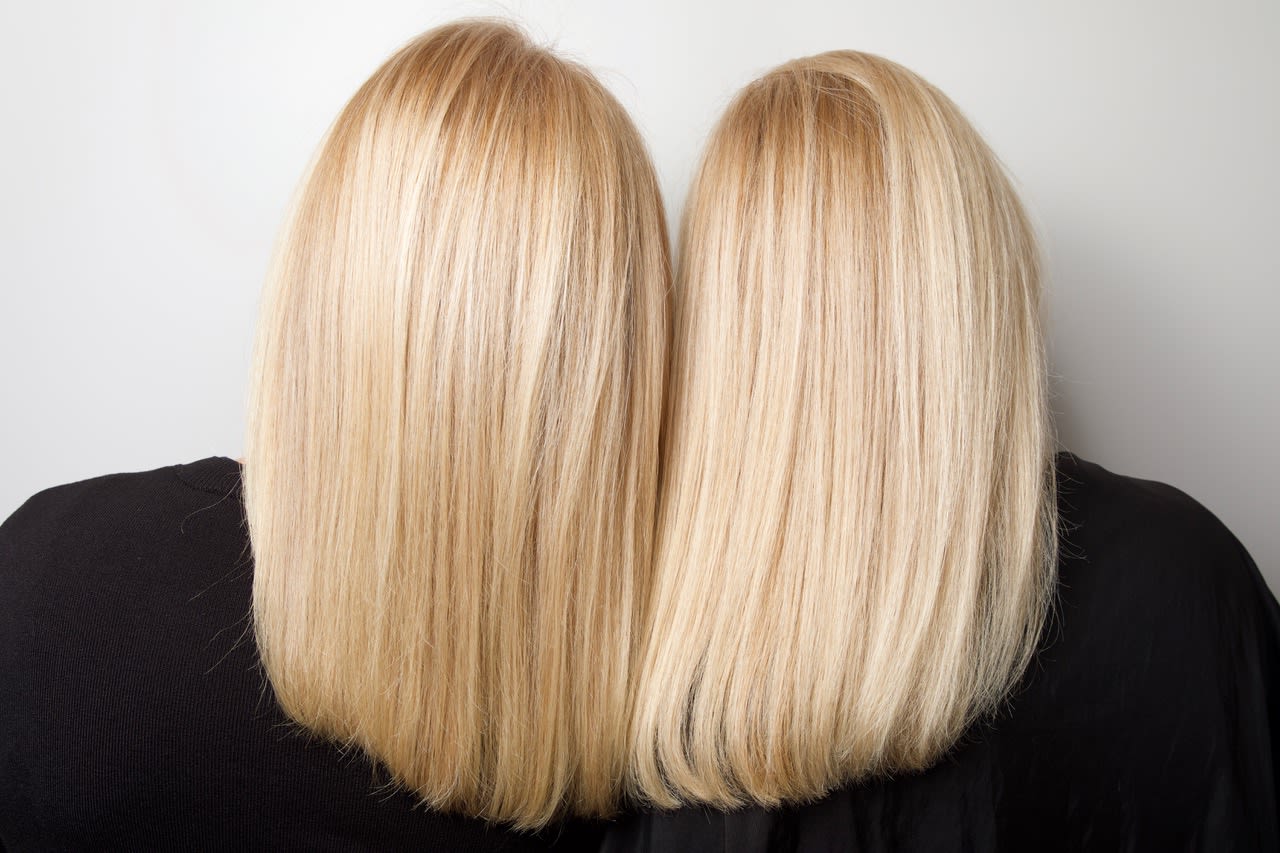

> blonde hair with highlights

[
  {"left": 243, "top": 21, "right": 668, "bottom": 829},
  {"left": 629, "top": 50, "right": 1058, "bottom": 808}
]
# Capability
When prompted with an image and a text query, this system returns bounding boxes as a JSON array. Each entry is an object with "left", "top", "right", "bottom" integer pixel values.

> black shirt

[
  {"left": 600, "top": 453, "right": 1280, "bottom": 852},
  {"left": 1, "top": 453, "right": 1276, "bottom": 851},
  {"left": 0, "top": 455, "right": 603, "bottom": 852}
]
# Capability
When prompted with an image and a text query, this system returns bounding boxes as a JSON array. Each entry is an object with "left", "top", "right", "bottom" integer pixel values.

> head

[
  {"left": 243, "top": 20, "right": 668, "bottom": 828},
  {"left": 630, "top": 50, "right": 1057, "bottom": 807}
]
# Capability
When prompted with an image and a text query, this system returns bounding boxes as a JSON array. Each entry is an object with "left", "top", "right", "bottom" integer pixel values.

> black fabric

[
  {"left": 600, "top": 453, "right": 1280, "bottom": 852},
  {"left": 0, "top": 456, "right": 604, "bottom": 852},
  {"left": 2, "top": 453, "right": 1276, "bottom": 851}
]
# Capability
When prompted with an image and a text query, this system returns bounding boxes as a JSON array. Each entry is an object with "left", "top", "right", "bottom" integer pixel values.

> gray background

[{"left": 2, "top": 0, "right": 1276, "bottom": 589}]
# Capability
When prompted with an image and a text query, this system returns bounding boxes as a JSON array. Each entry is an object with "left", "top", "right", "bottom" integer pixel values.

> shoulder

[
  {"left": 1055, "top": 451, "right": 1241, "bottom": 552},
  {"left": 1053, "top": 451, "right": 1259, "bottom": 608},
  {"left": 2, "top": 456, "right": 241, "bottom": 542},
  {"left": 0, "top": 456, "right": 246, "bottom": 608},
  {"left": 1011, "top": 452, "right": 1273, "bottom": 727},
  {"left": 0, "top": 457, "right": 250, "bottom": 727}
]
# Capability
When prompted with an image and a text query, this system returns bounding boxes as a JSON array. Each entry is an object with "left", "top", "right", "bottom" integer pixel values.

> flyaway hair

[
  {"left": 243, "top": 20, "right": 669, "bottom": 829},
  {"left": 628, "top": 50, "right": 1058, "bottom": 808}
]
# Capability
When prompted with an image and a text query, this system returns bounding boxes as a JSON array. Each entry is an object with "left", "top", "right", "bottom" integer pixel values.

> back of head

[
  {"left": 244, "top": 20, "right": 669, "bottom": 828},
  {"left": 630, "top": 50, "right": 1057, "bottom": 808}
]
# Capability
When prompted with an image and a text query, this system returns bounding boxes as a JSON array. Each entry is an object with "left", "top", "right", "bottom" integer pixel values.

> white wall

[{"left": 2, "top": 0, "right": 1276, "bottom": 588}]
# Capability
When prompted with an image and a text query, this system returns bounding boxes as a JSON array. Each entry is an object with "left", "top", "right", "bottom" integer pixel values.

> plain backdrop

[{"left": 1, "top": 0, "right": 1276, "bottom": 589}]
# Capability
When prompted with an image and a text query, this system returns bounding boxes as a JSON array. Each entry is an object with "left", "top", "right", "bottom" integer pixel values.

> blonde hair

[
  {"left": 243, "top": 21, "right": 668, "bottom": 829},
  {"left": 629, "top": 50, "right": 1057, "bottom": 808}
]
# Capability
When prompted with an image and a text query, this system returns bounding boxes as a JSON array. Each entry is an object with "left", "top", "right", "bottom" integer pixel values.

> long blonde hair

[
  {"left": 629, "top": 50, "right": 1058, "bottom": 808},
  {"left": 243, "top": 20, "right": 668, "bottom": 829}
]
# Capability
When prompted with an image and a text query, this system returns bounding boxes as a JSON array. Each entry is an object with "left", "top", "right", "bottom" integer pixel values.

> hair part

[
  {"left": 244, "top": 19, "right": 669, "bottom": 829},
  {"left": 628, "top": 49, "right": 1058, "bottom": 808}
]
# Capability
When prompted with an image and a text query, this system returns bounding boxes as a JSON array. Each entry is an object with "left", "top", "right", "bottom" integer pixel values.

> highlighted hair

[
  {"left": 244, "top": 21, "right": 668, "bottom": 828},
  {"left": 629, "top": 50, "right": 1057, "bottom": 807}
]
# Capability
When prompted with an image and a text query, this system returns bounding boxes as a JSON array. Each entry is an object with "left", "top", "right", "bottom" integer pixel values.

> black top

[
  {"left": 1, "top": 454, "right": 1276, "bottom": 851},
  {"left": 0, "top": 456, "right": 603, "bottom": 852},
  {"left": 601, "top": 453, "right": 1280, "bottom": 852}
]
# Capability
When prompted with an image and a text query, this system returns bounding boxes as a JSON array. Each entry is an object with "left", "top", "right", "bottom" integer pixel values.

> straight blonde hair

[
  {"left": 629, "top": 50, "right": 1058, "bottom": 808},
  {"left": 243, "top": 21, "right": 668, "bottom": 829}
]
